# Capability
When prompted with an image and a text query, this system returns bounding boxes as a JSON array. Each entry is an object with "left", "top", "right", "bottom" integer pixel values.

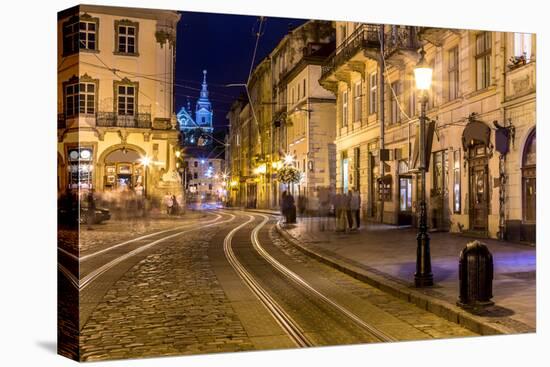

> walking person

[
  {"left": 335, "top": 191, "right": 346, "bottom": 232},
  {"left": 344, "top": 190, "right": 353, "bottom": 231},
  {"left": 170, "top": 194, "right": 178, "bottom": 215},
  {"left": 166, "top": 193, "right": 174, "bottom": 215},
  {"left": 350, "top": 188, "right": 361, "bottom": 230}
]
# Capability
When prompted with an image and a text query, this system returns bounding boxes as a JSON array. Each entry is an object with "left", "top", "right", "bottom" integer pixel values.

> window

[
  {"left": 369, "top": 73, "right": 377, "bottom": 114},
  {"left": 115, "top": 20, "right": 139, "bottom": 55},
  {"left": 62, "top": 15, "right": 99, "bottom": 55},
  {"left": 303, "top": 79, "right": 306, "bottom": 97},
  {"left": 117, "top": 84, "right": 136, "bottom": 115},
  {"left": 399, "top": 177, "right": 412, "bottom": 211},
  {"left": 342, "top": 90, "right": 349, "bottom": 127},
  {"left": 78, "top": 82, "right": 96, "bottom": 114},
  {"left": 390, "top": 81, "right": 401, "bottom": 124},
  {"left": 202, "top": 117, "right": 206, "bottom": 123},
  {"left": 79, "top": 20, "right": 97, "bottom": 51},
  {"left": 193, "top": 172, "right": 198, "bottom": 179},
  {"left": 194, "top": 161, "right": 198, "bottom": 167},
  {"left": 408, "top": 76, "right": 416, "bottom": 117},
  {"left": 297, "top": 84, "right": 301, "bottom": 101},
  {"left": 475, "top": 32, "right": 492, "bottom": 90},
  {"left": 514, "top": 33, "right": 532, "bottom": 62},
  {"left": 64, "top": 76, "right": 97, "bottom": 117},
  {"left": 65, "top": 83, "right": 78, "bottom": 117},
  {"left": 453, "top": 150, "right": 461, "bottom": 213},
  {"left": 448, "top": 47, "right": 459, "bottom": 101},
  {"left": 353, "top": 81, "right": 362, "bottom": 122}
]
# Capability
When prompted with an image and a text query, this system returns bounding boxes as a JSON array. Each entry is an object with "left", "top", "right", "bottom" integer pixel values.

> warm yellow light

[
  {"left": 214, "top": 174, "right": 219, "bottom": 180},
  {"left": 414, "top": 47, "right": 433, "bottom": 91},
  {"left": 175, "top": 150, "right": 181, "bottom": 158},
  {"left": 414, "top": 67, "right": 433, "bottom": 91},
  {"left": 283, "top": 154, "right": 294, "bottom": 165},
  {"left": 230, "top": 180, "right": 238, "bottom": 187},
  {"left": 257, "top": 163, "right": 267, "bottom": 174},
  {"left": 222, "top": 173, "right": 228, "bottom": 180},
  {"left": 140, "top": 156, "right": 151, "bottom": 166}
]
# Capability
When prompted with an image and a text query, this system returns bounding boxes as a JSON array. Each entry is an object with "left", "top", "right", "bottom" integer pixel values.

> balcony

[
  {"left": 416, "top": 26, "right": 452, "bottom": 47},
  {"left": 383, "top": 26, "right": 420, "bottom": 65},
  {"left": 96, "top": 112, "right": 152, "bottom": 129},
  {"left": 321, "top": 24, "right": 380, "bottom": 80}
]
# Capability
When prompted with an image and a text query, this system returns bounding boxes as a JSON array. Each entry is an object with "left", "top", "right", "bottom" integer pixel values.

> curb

[{"left": 275, "top": 221, "right": 526, "bottom": 336}]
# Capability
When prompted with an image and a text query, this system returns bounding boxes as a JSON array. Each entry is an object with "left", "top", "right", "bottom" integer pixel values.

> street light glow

[
  {"left": 140, "top": 156, "right": 151, "bottom": 166},
  {"left": 414, "top": 47, "right": 433, "bottom": 91},
  {"left": 283, "top": 154, "right": 294, "bottom": 165}
]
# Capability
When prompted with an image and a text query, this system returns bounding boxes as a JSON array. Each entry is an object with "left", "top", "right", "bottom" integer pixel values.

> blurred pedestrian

[
  {"left": 164, "top": 192, "right": 172, "bottom": 215},
  {"left": 344, "top": 191, "right": 353, "bottom": 230},
  {"left": 335, "top": 191, "right": 346, "bottom": 232},
  {"left": 350, "top": 188, "right": 361, "bottom": 230}
]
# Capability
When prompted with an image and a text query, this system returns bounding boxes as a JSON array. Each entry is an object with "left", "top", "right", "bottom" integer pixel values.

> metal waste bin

[{"left": 457, "top": 240, "right": 494, "bottom": 309}]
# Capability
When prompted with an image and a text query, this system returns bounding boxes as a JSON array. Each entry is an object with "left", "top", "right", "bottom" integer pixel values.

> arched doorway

[
  {"left": 101, "top": 147, "right": 145, "bottom": 191},
  {"left": 522, "top": 129, "right": 536, "bottom": 242}
]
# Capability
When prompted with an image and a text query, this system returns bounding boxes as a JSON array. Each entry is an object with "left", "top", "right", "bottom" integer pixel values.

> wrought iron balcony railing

[
  {"left": 321, "top": 24, "right": 380, "bottom": 78},
  {"left": 383, "top": 26, "right": 420, "bottom": 59},
  {"left": 96, "top": 112, "right": 152, "bottom": 128}
]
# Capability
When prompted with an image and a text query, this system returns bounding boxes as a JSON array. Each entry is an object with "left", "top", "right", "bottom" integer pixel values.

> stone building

[
  {"left": 227, "top": 20, "right": 336, "bottom": 209},
  {"left": 319, "top": 22, "right": 536, "bottom": 242},
  {"left": 57, "top": 5, "right": 181, "bottom": 203},
  {"left": 183, "top": 153, "right": 225, "bottom": 202}
]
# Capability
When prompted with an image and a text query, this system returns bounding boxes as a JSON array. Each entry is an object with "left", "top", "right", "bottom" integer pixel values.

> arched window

[{"left": 522, "top": 130, "right": 536, "bottom": 222}]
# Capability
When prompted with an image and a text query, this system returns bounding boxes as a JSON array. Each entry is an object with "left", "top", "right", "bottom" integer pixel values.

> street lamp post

[{"left": 413, "top": 47, "right": 434, "bottom": 288}]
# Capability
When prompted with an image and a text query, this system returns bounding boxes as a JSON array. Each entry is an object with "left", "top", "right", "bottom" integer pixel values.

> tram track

[
  {"left": 58, "top": 211, "right": 235, "bottom": 291},
  {"left": 250, "top": 213, "right": 397, "bottom": 343},
  {"left": 58, "top": 212, "right": 222, "bottom": 262},
  {"left": 222, "top": 214, "right": 313, "bottom": 348}
]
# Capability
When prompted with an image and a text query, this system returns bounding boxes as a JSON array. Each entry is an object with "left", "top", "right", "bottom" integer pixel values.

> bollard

[{"left": 457, "top": 240, "right": 494, "bottom": 309}]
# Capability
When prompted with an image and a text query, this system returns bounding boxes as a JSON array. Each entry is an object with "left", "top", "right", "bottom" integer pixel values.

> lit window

[
  {"left": 453, "top": 150, "right": 461, "bottom": 213},
  {"left": 342, "top": 90, "right": 348, "bottom": 127},
  {"left": 514, "top": 33, "right": 532, "bottom": 62}
]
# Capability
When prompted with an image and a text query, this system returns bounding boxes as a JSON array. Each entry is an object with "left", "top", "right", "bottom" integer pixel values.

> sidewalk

[{"left": 275, "top": 216, "right": 535, "bottom": 335}]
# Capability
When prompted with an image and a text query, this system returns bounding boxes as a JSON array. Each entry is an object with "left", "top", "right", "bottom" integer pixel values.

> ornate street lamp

[{"left": 413, "top": 47, "right": 434, "bottom": 287}]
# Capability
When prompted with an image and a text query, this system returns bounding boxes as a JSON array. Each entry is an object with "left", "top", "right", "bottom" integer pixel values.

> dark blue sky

[{"left": 175, "top": 11, "right": 306, "bottom": 130}]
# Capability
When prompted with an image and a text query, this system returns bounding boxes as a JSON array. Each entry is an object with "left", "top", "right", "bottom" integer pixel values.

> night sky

[{"left": 174, "top": 11, "right": 307, "bottom": 132}]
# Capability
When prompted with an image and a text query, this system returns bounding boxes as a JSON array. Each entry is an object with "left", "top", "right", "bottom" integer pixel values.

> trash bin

[{"left": 457, "top": 240, "right": 494, "bottom": 309}]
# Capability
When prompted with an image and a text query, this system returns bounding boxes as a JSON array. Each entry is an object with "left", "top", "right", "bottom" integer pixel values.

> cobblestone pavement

[
  {"left": 58, "top": 211, "right": 211, "bottom": 256},
  {"left": 79, "top": 225, "right": 255, "bottom": 361},
  {"left": 266, "top": 224, "right": 477, "bottom": 341}
]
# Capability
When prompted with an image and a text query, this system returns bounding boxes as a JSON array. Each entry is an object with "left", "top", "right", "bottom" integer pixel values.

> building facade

[
  {"left": 320, "top": 22, "right": 536, "bottom": 242},
  {"left": 184, "top": 156, "right": 225, "bottom": 202},
  {"left": 57, "top": 5, "right": 182, "bottom": 203},
  {"left": 279, "top": 42, "right": 337, "bottom": 202}
]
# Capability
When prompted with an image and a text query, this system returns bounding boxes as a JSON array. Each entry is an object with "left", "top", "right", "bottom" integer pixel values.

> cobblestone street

[{"left": 79, "top": 224, "right": 255, "bottom": 361}]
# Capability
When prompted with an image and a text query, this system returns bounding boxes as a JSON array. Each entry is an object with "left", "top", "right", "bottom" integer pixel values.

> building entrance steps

[{"left": 274, "top": 216, "right": 535, "bottom": 335}]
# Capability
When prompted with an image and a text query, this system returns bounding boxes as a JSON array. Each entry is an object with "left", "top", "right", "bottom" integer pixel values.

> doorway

[
  {"left": 468, "top": 145, "right": 489, "bottom": 232},
  {"left": 398, "top": 176, "right": 413, "bottom": 225}
]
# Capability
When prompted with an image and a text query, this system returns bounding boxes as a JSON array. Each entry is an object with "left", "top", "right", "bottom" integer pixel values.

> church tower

[{"left": 195, "top": 70, "right": 213, "bottom": 127}]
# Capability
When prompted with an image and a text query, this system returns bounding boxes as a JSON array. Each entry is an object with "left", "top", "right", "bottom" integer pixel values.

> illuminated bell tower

[{"left": 195, "top": 70, "right": 213, "bottom": 128}]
